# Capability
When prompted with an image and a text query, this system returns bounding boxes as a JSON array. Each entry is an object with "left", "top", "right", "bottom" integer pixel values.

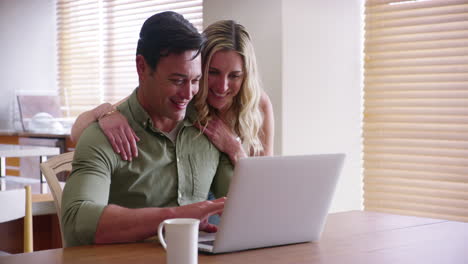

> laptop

[{"left": 198, "top": 153, "right": 345, "bottom": 254}]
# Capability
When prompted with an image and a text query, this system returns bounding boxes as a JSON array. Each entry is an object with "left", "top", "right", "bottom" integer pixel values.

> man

[{"left": 61, "top": 12, "right": 233, "bottom": 247}]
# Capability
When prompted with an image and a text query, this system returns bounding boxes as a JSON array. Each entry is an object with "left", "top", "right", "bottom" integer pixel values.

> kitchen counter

[{"left": 0, "top": 129, "right": 70, "bottom": 138}]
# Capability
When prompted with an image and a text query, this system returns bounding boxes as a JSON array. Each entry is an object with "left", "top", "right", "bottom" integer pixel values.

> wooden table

[{"left": 0, "top": 210, "right": 466, "bottom": 264}]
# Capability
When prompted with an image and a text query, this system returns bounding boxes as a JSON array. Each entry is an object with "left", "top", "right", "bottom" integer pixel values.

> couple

[{"left": 62, "top": 11, "right": 274, "bottom": 247}]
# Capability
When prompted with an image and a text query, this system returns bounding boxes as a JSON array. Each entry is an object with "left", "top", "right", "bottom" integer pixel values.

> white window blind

[
  {"left": 56, "top": 0, "right": 203, "bottom": 117},
  {"left": 363, "top": 0, "right": 468, "bottom": 222}
]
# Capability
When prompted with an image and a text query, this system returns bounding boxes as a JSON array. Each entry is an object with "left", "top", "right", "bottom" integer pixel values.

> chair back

[
  {"left": 0, "top": 186, "right": 33, "bottom": 253},
  {"left": 40, "top": 151, "right": 74, "bottom": 244}
]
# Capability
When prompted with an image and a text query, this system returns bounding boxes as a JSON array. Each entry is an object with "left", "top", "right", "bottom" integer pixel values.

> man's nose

[{"left": 178, "top": 82, "right": 194, "bottom": 100}]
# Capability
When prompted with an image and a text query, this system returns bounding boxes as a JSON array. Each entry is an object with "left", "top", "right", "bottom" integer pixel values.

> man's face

[{"left": 137, "top": 50, "right": 202, "bottom": 129}]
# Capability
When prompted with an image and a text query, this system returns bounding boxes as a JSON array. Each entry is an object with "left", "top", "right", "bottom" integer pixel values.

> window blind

[
  {"left": 363, "top": 0, "right": 468, "bottom": 222},
  {"left": 56, "top": 0, "right": 203, "bottom": 117}
]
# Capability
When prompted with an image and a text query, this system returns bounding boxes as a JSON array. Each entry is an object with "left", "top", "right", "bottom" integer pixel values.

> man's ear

[{"left": 136, "top": 55, "right": 146, "bottom": 81}]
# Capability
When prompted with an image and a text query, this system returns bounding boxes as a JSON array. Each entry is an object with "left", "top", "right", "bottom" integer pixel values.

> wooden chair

[
  {"left": 39, "top": 151, "right": 74, "bottom": 245},
  {"left": 0, "top": 186, "right": 33, "bottom": 254}
]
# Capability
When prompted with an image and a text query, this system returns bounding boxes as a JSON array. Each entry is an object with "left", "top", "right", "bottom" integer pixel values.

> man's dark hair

[{"left": 136, "top": 11, "right": 205, "bottom": 70}]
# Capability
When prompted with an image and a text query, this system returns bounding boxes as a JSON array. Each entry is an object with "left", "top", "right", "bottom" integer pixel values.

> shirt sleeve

[
  {"left": 211, "top": 153, "right": 233, "bottom": 198},
  {"left": 61, "top": 123, "right": 118, "bottom": 247}
]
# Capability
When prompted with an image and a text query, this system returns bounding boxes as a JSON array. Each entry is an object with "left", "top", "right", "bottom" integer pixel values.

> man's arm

[
  {"left": 94, "top": 198, "right": 225, "bottom": 243},
  {"left": 62, "top": 124, "right": 225, "bottom": 246},
  {"left": 62, "top": 124, "right": 118, "bottom": 246}
]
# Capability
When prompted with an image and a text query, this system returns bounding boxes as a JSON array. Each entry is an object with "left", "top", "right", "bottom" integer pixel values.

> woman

[{"left": 71, "top": 20, "right": 274, "bottom": 164}]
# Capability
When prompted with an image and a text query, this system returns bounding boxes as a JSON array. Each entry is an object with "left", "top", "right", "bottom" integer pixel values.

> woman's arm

[
  {"left": 70, "top": 96, "right": 139, "bottom": 160},
  {"left": 70, "top": 103, "right": 114, "bottom": 143},
  {"left": 195, "top": 91, "right": 275, "bottom": 165},
  {"left": 195, "top": 118, "right": 248, "bottom": 166}
]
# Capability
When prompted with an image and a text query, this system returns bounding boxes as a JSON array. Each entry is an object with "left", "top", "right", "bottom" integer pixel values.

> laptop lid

[{"left": 202, "top": 153, "right": 345, "bottom": 254}]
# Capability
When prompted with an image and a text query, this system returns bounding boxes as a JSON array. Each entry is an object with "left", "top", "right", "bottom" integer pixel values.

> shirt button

[
  {"left": 178, "top": 191, "right": 182, "bottom": 198},
  {"left": 177, "top": 157, "right": 180, "bottom": 162},
  {"left": 142, "top": 121, "right": 146, "bottom": 126}
]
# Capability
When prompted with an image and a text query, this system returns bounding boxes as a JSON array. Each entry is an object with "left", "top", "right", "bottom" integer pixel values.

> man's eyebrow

[
  {"left": 169, "top": 73, "right": 188, "bottom": 78},
  {"left": 170, "top": 73, "right": 202, "bottom": 79}
]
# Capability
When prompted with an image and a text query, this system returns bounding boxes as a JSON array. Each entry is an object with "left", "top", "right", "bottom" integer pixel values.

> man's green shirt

[{"left": 61, "top": 88, "right": 233, "bottom": 247}]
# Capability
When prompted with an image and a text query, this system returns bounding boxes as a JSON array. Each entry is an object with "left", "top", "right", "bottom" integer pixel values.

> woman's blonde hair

[{"left": 194, "top": 20, "right": 264, "bottom": 155}]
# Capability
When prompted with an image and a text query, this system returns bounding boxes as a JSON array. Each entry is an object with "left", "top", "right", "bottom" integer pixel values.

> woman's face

[{"left": 207, "top": 50, "right": 245, "bottom": 113}]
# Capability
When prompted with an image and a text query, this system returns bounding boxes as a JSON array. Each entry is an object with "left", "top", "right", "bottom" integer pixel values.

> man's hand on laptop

[{"left": 174, "top": 197, "right": 226, "bottom": 233}]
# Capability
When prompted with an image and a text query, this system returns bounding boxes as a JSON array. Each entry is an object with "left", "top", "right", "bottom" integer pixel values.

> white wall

[
  {"left": 282, "top": 0, "right": 363, "bottom": 212},
  {"left": 0, "top": 0, "right": 57, "bottom": 129},
  {"left": 204, "top": 0, "right": 283, "bottom": 155},
  {"left": 204, "top": 0, "right": 364, "bottom": 212}
]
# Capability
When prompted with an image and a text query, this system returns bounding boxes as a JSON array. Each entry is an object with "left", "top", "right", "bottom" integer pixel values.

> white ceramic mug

[{"left": 158, "top": 218, "right": 200, "bottom": 264}]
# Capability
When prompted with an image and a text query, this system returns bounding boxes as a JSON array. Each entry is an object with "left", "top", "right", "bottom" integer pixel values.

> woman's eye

[
  {"left": 208, "top": 71, "right": 218, "bottom": 75},
  {"left": 229, "top": 74, "right": 242, "bottom": 79}
]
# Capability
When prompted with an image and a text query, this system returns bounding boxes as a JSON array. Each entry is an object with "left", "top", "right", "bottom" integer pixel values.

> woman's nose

[{"left": 213, "top": 77, "right": 228, "bottom": 93}]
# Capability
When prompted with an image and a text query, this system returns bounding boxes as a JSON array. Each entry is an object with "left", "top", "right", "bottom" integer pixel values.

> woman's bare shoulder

[{"left": 260, "top": 91, "right": 273, "bottom": 115}]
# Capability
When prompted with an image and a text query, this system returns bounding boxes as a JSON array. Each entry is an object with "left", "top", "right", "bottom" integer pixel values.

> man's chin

[{"left": 172, "top": 111, "right": 186, "bottom": 121}]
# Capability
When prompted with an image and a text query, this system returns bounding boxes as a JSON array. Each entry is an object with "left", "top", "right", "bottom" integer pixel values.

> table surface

[
  {"left": 1, "top": 176, "right": 55, "bottom": 202},
  {"left": 0, "top": 176, "right": 56, "bottom": 216},
  {"left": 0, "top": 143, "right": 61, "bottom": 203},
  {"left": 0, "top": 210, "right": 466, "bottom": 264},
  {"left": 0, "top": 144, "right": 60, "bottom": 157}
]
